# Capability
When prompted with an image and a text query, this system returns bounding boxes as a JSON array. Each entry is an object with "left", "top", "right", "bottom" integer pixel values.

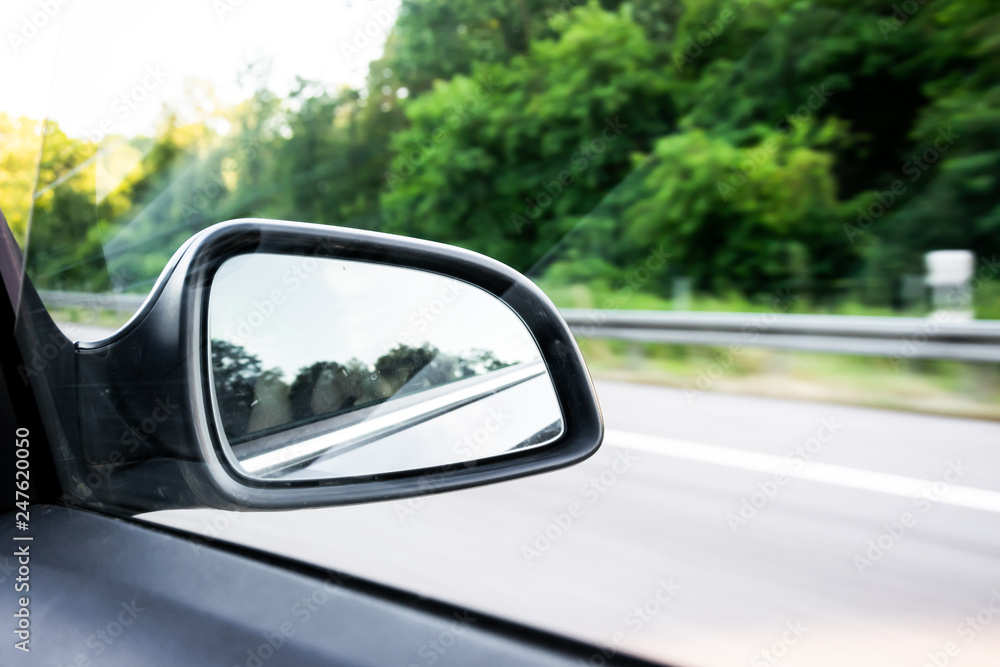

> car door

[{"left": 1, "top": 212, "right": 664, "bottom": 666}]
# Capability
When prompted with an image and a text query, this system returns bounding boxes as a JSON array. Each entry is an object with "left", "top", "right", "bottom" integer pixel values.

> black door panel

[{"left": 1, "top": 505, "right": 654, "bottom": 666}]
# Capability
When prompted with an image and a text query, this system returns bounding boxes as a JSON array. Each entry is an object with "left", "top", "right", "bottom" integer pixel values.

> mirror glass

[{"left": 208, "top": 253, "right": 563, "bottom": 481}]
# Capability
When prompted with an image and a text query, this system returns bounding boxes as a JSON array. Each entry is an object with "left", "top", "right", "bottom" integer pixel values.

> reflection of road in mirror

[
  {"left": 211, "top": 338, "right": 516, "bottom": 442},
  {"left": 208, "top": 253, "right": 562, "bottom": 479},
  {"left": 246, "top": 362, "right": 564, "bottom": 480}
]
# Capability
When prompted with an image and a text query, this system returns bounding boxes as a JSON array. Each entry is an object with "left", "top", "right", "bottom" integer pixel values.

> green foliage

[
  {"left": 381, "top": 3, "right": 678, "bottom": 271},
  {"left": 616, "top": 122, "right": 852, "bottom": 294},
  {"left": 6, "top": 0, "right": 1000, "bottom": 317}
]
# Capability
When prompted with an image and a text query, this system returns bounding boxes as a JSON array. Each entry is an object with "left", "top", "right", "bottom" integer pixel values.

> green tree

[{"left": 381, "top": 3, "right": 679, "bottom": 270}]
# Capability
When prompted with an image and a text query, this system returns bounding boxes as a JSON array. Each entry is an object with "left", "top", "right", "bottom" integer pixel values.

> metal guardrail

[
  {"left": 38, "top": 291, "right": 1000, "bottom": 363},
  {"left": 561, "top": 309, "right": 1000, "bottom": 363}
]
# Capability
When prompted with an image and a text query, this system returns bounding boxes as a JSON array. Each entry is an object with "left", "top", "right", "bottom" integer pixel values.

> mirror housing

[
  {"left": 208, "top": 253, "right": 565, "bottom": 481},
  {"left": 60, "top": 220, "right": 602, "bottom": 512}
]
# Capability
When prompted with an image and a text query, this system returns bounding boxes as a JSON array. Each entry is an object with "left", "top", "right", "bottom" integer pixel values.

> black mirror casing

[{"left": 18, "top": 220, "right": 603, "bottom": 513}]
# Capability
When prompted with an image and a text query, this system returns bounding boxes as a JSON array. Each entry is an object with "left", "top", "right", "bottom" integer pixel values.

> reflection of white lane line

[
  {"left": 606, "top": 429, "right": 1000, "bottom": 514},
  {"left": 242, "top": 362, "right": 547, "bottom": 476}
]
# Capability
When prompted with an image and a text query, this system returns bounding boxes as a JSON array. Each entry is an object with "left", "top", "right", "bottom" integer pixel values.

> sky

[
  {"left": 1, "top": 0, "right": 399, "bottom": 137},
  {"left": 209, "top": 254, "right": 542, "bottom": 379}
]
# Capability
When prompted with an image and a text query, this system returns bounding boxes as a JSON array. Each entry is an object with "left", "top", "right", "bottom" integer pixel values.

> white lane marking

[{"left": 606, "top": 428, "right": 1000, "bottom": 514}]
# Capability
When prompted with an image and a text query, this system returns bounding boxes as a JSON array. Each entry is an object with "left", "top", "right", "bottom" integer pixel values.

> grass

[
  {"left": 578, "top": 338, "right": 1000, "bottom": 421},
  {"left": 536, "top": 278, "right": 1000, "bottom": 319},
  {"left": 537, "top": 281, "right": 910, "bottom": 316},
  {"left": 537, "top": 280, "right": 999, "bottom": 419}
]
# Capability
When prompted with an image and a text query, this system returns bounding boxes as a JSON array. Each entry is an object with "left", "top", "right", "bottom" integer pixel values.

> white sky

[
  {"left": 1, "top": 0, "right": 399, "bottom": 137},
  {"left": 210, "top": 254, "right": 541, "bottom": 378}
]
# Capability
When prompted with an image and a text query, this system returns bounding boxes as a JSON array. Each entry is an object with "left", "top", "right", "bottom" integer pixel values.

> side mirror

[{"left": 65, "top": 220, "right": 602, "bottom": 511}]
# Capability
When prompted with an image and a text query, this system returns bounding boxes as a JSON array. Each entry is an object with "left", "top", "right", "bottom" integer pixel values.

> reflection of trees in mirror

[
  {"left": 211, "top": 340, "right": 514, "bottom": 443},
  {"left": 211, "top": 340, "right": 264, "bottom": 441}
]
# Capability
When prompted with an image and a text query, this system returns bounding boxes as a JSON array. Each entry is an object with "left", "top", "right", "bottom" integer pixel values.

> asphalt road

[{"left": 143, "top": 379, "right": 1000, "bottom": 667}]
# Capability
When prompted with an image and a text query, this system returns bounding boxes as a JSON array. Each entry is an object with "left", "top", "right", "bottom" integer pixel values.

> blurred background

[
  {"left": 3, "top": 0, "right": 1000, "bottom": 665},
  {"left": 4, "top": 0, "right": 999, "bottom": 417}
]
